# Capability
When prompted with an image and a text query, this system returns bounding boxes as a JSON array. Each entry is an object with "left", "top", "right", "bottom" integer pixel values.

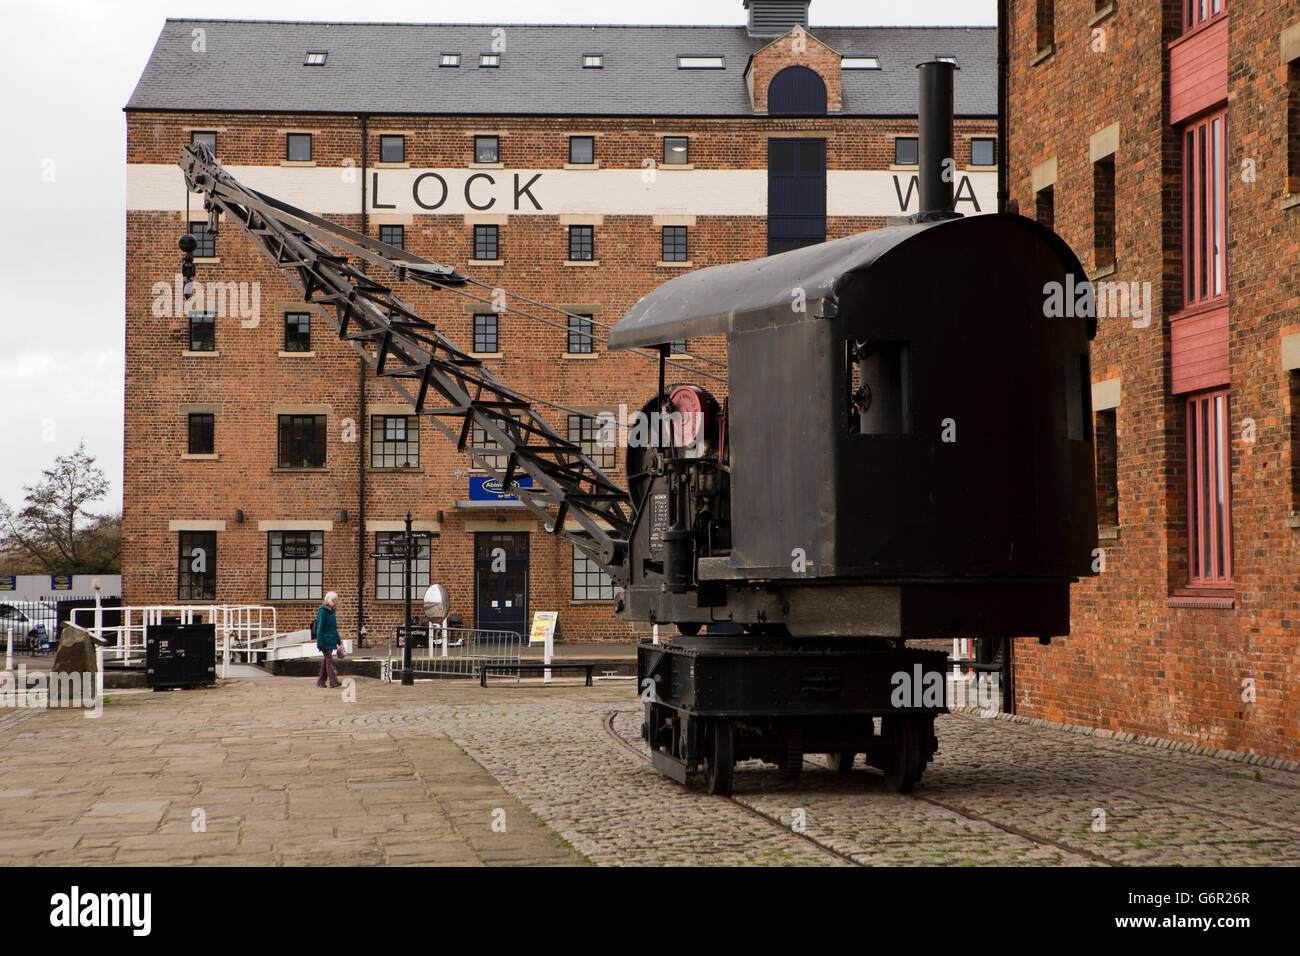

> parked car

[{"left": 0, "top": 603, "right": 51, "bottom": 651}]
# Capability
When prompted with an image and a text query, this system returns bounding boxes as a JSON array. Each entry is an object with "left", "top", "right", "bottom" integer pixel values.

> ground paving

[{"left": 0, "top": 671, "right": 1296, "bottom": 866}]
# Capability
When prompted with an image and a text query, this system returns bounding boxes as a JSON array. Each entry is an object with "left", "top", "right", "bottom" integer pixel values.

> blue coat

[{"left": 315, "top": 605, "right": 340, "bottom": 650}]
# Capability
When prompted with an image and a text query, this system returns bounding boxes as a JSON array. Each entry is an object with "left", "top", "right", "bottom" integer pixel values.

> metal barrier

[
  {"left": 68, "top": 604, "right": 280, "bottom": 674},
  {"left": 386, "top": 626, "right": 524, "bottom": 681},
  {"left": 0, "top": 598, "right": 64, "bottom": 654}
]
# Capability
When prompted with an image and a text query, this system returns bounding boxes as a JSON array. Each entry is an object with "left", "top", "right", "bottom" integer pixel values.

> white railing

[{"left": 70, "top": 604, "right": 282, "bottom": 677}]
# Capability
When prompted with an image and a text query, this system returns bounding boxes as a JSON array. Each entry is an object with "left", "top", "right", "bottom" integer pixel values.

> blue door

[
  {"left": 474, "top": 532, "right": 528, "bottom": 641},
  {"left": 768, "top": 138, "right": 826, "bottom": 254}
]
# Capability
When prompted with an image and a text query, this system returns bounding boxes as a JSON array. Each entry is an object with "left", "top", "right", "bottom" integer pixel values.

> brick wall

[
  {"left": 1007, "top": 0, "right": 1300, "bottom": 759},
  {"left": 125, "top": 88, "right": 996, "bottom": 646},
  {"left": 746, "top": 27, "right": 844, "bottom": 112}
]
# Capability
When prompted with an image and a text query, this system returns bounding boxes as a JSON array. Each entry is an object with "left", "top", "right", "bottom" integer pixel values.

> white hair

[{"left": 324, "top": 591, "right": 339, "bottom": 607}]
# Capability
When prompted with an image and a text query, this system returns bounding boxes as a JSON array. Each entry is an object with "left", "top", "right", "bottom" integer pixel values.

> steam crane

[{"left": 177, "top": 62, "right": 1098, "bottom": 795}]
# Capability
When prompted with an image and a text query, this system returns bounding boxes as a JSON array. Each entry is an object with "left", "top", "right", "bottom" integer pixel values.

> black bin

[{"left": 145, "top": 622, "right": 216, "bottom": 690}]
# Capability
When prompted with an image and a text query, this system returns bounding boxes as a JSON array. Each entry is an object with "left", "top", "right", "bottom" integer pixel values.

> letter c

[{"left": 465, "top": 172, "right": 496, "bottom": 211}]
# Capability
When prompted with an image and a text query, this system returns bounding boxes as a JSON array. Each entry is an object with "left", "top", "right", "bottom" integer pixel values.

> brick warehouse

[
  {"left": 1005, "top": 0, "right": 1300, "bottom": 759},
  {"left": 122, "top": 2, "right": 998, "bottom": 647}
]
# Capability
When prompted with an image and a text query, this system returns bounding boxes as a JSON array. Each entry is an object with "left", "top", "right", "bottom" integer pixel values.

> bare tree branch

[{"left": 0, "top": 441, "right": 119, "bottom": 575}]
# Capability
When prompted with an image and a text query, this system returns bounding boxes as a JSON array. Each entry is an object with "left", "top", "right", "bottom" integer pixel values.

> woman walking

[{"left": 316, "top": 591, "right": 343, "bottom": 688}]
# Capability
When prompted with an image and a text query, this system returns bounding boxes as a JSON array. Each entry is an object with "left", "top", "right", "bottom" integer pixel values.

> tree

[{"left": 0, "top": 442, "right": 121, "bottom": 574}]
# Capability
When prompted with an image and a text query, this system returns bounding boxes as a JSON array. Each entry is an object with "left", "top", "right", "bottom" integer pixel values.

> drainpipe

[
  {"left": 357, "top": 114, "right": 369, "bottom": 646},
  {"left": 997, "top": 0, "right": 1009, "bottom": 216},
  {"left": 996, "top": 0, "right": 1015, "bottom": 714}
]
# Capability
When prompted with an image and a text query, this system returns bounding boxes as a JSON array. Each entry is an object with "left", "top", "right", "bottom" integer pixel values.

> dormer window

[
  {"left": 583, "top": 54, "right": 603, "bottom": 68},
  {"left": 480, "top": 53, "right": 500, "bottom": 68},
  {"left": 678, "top": 56, "right": 725, "bottom": 70},
  {"left": 841, "top": 57, "right": 880, "bottom": 70},
  {"left": 304, "top": 51, "right": 327, "bottom": 66},
  {"left": 440, "top": 53, "right": 460, "bottom": 67}
]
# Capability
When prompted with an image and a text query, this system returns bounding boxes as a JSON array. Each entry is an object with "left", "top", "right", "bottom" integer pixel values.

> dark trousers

[{"left": 318, "top": 648, "right": 339, "bottom": 687}]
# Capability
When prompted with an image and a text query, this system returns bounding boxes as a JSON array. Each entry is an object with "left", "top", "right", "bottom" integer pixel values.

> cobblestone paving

[{"left": 1, "top": 674, "right": 1297, "bottom": 866}]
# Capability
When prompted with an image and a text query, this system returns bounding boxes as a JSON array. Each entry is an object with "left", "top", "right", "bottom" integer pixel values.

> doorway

[{"left": 474, "top": 532, "right": 529, "bottom": 640}]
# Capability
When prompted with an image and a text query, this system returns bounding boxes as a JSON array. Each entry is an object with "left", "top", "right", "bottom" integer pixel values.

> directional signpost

[{"left": 367, "top": 512, "right": 429, "bottom": 687}]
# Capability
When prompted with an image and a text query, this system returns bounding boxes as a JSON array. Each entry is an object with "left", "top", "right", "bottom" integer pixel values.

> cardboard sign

[{"left": 529, "top": 611, "right": 559, "bottom": 646}]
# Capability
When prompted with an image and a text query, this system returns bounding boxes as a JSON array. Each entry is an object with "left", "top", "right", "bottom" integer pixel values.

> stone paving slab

[{"left": 0, "top": 679, "right": 585, "bottom": 867}]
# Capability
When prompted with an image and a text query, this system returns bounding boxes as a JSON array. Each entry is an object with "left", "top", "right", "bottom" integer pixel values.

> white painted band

[{"left": 128, "top": 164, "right": 997, "bottom": 218}]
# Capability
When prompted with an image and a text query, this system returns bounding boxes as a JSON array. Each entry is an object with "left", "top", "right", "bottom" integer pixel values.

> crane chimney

[{"left": 915, "top": 60, "right": 962, "bottom": 222}]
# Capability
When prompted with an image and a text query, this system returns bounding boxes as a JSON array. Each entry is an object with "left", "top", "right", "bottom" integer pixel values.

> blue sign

[
  {"left": 0, "top": 576, "right": 14, "bottom": 592},
  {"left": 50, "top": 575, "right": 73, "bottom": 591},
  {"left": 469, "top": 475, "right": 533, "bottom": 502}
]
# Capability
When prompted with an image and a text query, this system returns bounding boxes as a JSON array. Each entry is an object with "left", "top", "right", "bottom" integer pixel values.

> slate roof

[{"left": 126, "top": 19, "right": 996, "bottom": 116}]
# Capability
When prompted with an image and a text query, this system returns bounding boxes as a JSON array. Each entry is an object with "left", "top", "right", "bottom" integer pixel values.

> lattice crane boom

[{"left": 177, "top": 144, "right": 631, "bottom": 582}]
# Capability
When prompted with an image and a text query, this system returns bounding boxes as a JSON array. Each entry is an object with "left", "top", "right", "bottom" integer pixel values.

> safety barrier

[
  {"left": 384, "top": 626, "right": 524, "bottom": 681},
  {"left": 68, "top": 604, "right": 280, "bottom": 675},
  {"left": 0, "top": 598, "right": 61, "bottom": 654}
]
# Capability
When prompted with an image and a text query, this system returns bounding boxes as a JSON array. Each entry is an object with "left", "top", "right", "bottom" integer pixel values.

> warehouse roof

[{"left": 126, "top": 19, "right": 996, "bottom": 116}]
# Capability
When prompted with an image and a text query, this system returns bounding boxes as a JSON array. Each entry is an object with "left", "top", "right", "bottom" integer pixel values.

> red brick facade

[
  {"left": 123, "top": 26, "right": 997, "bottom": 648},
  {"left": 1006, "top": 0, "right": 1300, "bottom": 759},
  {"left": 746, "top": 27, "right": 844, "bottom": 113}
]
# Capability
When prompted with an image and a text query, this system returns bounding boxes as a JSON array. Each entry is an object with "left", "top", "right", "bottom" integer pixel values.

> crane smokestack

[{"left": 915, "top": 60, "right": 961, "bottom": 221}]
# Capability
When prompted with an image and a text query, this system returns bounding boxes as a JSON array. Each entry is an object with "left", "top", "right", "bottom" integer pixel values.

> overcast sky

[{"left": 0, "top": 0, "right": 995, "bottom": 513}]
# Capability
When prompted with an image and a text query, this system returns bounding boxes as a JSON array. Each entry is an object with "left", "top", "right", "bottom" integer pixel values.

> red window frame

[
  {"left": 1182, "top": 110, "right": 1228, "bottom": 310},
  {"left": 1185, "top": 389, "right": 1232, "bottom": 587},
  {"left": 1183, "top": 0, "right": 1225, "bottom": 34}
]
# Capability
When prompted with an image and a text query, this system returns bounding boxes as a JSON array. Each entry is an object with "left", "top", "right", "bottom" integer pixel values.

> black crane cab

[
  {"left": 610, "top": 213, "right": 1098, "bottom": 641},
  {"left": 612, "top": 212, "right": 1100, "bottom": 794}
]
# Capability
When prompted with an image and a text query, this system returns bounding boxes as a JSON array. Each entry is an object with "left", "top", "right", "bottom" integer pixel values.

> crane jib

[{"left": 176, "top": 145, "right": 633, "bottom": 585}]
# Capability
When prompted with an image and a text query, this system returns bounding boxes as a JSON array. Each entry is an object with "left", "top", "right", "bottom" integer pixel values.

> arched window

[{"left": 768, "top": 65, "right": 827, "bottom": 115}]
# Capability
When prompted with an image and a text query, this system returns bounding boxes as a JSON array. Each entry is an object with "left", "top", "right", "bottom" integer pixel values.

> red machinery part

[{"left": 666, "top": 385, "right": 712, "bottom": 448}]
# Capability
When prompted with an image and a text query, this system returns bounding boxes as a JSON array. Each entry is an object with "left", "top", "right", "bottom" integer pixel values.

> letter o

[{"left": 413, "top": 172, "right": 448, "bottom": 210}]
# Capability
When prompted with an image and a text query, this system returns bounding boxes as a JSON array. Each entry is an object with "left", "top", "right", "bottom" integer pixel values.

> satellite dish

[{"left": 423, "top": 584, "right": 450, "bottom": 622}]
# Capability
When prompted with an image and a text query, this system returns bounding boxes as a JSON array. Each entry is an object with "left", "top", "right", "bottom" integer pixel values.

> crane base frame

[{"left": 637, "top": 638, "right": 948, "bottom": 794}]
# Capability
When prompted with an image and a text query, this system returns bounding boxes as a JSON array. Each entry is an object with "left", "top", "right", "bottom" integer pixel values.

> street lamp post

[{"left": 401, "top": 511, "right": 415, "bottom": 686}]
